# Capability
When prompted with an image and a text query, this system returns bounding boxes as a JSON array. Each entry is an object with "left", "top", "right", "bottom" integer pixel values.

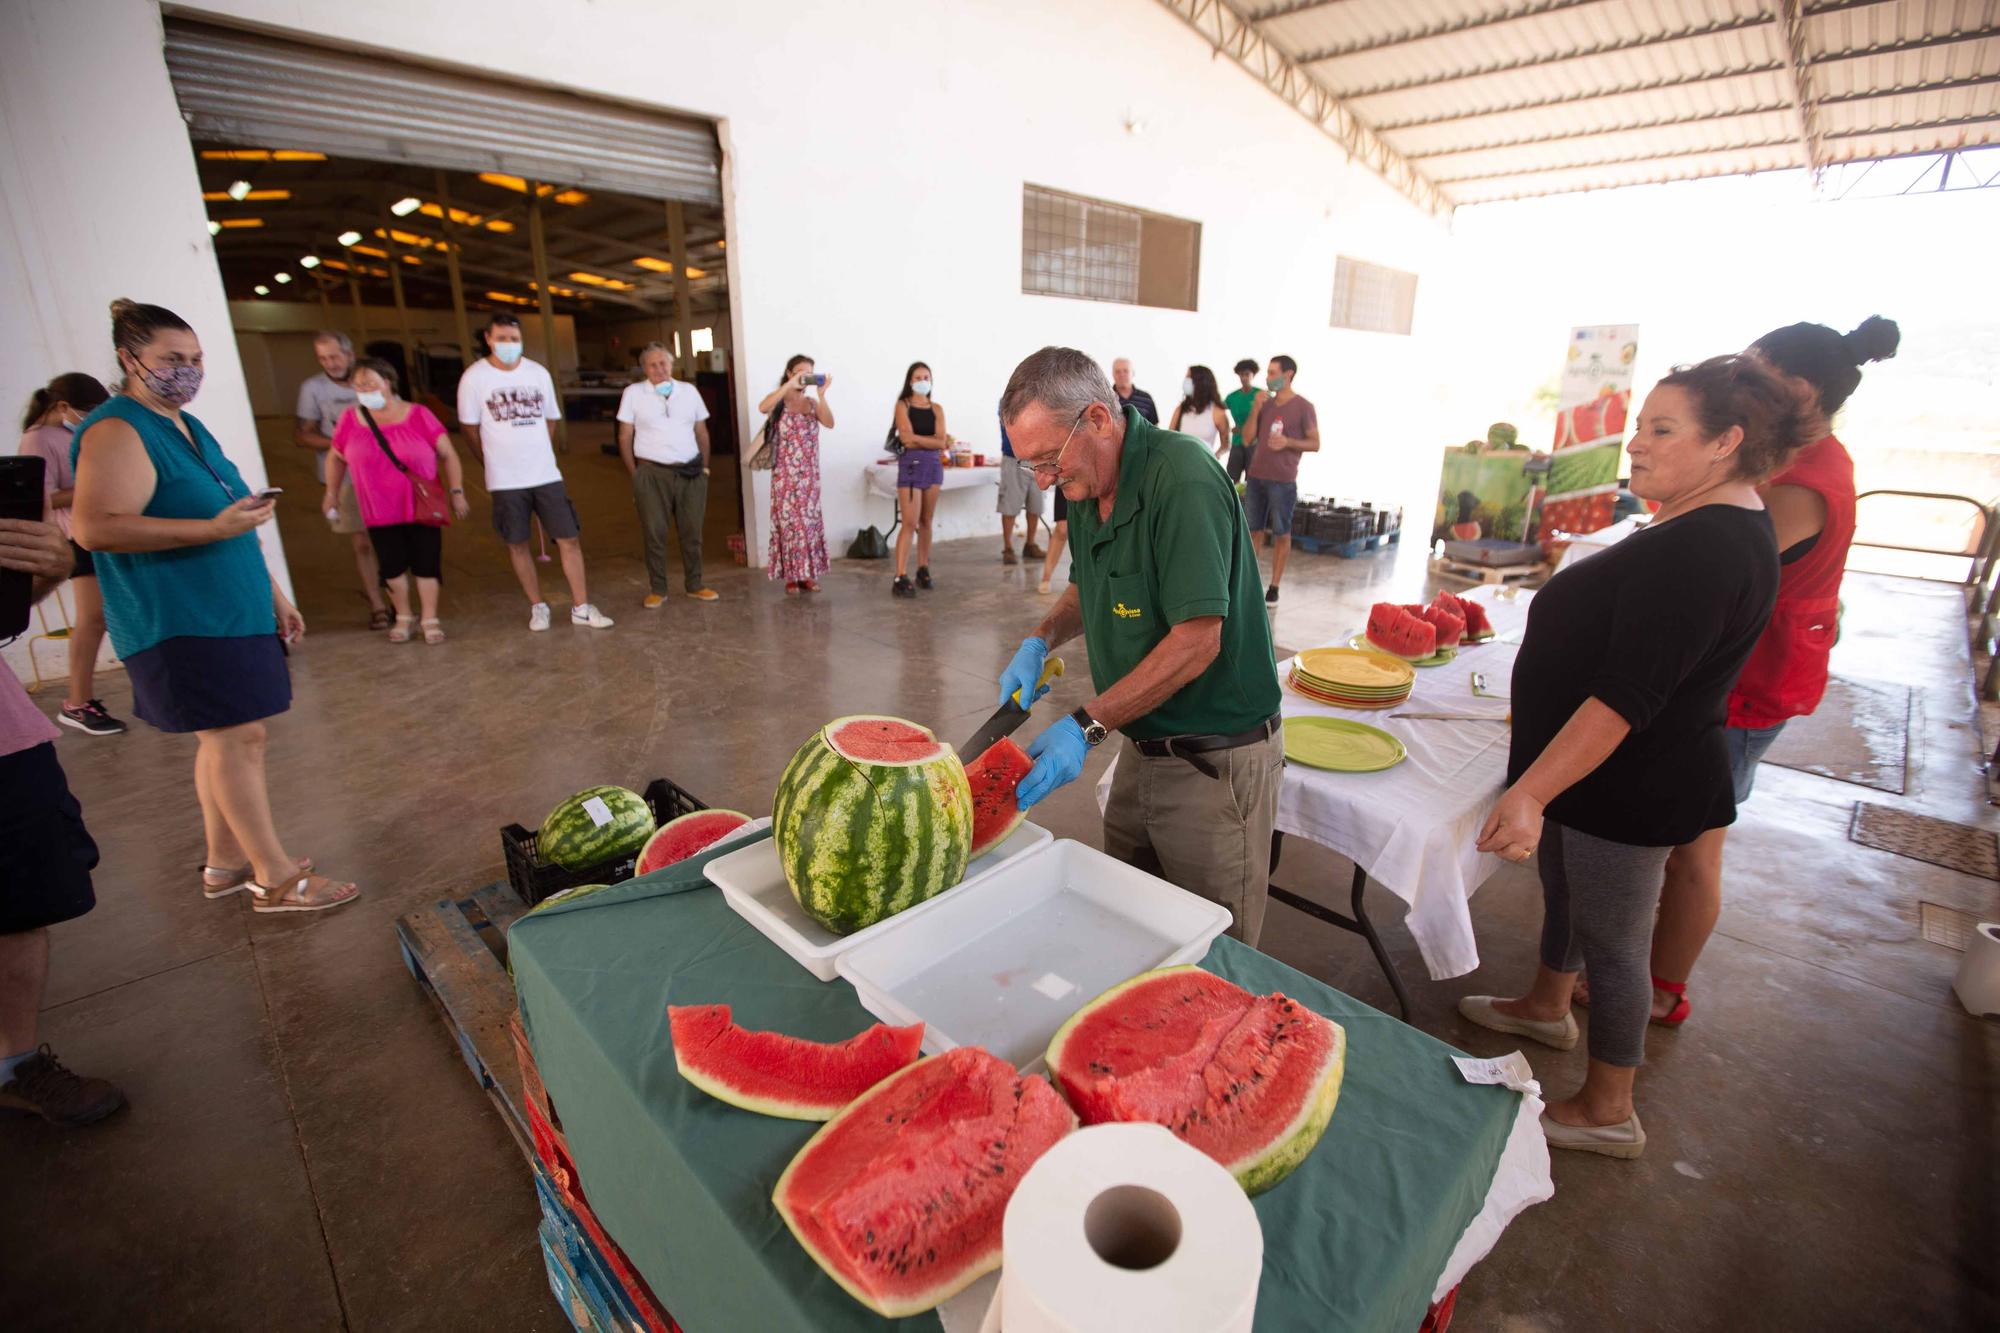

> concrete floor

[{"left": 6, "top": 434, "right": 1996, "bottom": 1330}]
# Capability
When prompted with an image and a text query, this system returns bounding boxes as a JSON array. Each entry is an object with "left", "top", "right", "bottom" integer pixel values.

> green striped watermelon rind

[
  {"left": 537, "top": 784, "right": 657, "bottom": 872},
  {"left": 772, "top": 716, "right": 972, "bottom": 936}
]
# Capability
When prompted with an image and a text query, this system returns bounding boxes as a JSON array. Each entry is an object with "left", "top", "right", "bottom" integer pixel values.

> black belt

[{"left": 1131, "top": 715, "right": 1280, "bottom": 779}]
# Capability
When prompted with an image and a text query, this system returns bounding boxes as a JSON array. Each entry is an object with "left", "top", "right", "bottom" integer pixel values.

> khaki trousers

[
  {"left": 633, "top": 461, "right": 706, "bottom": 594},
  {"left": 1103, "top": 729, "right": 1284, "bottom": 947}
]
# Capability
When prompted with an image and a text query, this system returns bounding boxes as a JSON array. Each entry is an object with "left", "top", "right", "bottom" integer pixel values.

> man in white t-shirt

[
  {"left": 295, "top": 331, "right": 390, "bottom": 628},
  {"left": 616, "top": 343, "right": 718, "bottom": 607},
  {"left": 455, "top": 314, "right": 612, "bottom": 631}
]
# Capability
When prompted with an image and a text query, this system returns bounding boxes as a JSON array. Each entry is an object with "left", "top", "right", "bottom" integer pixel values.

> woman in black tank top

[{"left": 891, "top": 361, "right": 950, "bottom": 597}]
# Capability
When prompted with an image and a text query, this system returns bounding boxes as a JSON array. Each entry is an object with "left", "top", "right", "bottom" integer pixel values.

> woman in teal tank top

[{"left": 71, "top": 300, "right": 358, "bottom": 915}]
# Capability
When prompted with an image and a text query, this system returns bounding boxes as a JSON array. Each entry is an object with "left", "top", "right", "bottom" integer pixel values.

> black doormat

[
  {"left": 1849, "top": 803, "right": 2000, "bottom": 881},
  {"left": 1763, "top": 675, "right": 1911, "bottom": 794}
]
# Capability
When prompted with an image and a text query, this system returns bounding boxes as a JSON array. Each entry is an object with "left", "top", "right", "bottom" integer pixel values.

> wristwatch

[
  {"left": 449, "top": 487, "right": 465, "bottom": 495},
  {"left": 1070, "top": 707, "right": 1109, "bottom": 748}
]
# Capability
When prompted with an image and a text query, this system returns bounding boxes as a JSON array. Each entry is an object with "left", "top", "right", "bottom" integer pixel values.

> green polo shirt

[
  {"left": 1068, "top": 408, "right": 1281, "bottom": 742},
  {"left": 1224, "top": 385, "right": 1261, "bottom": 447}
]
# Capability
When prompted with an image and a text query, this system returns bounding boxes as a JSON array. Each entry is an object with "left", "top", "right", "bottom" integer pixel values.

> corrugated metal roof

[{"left": 1166, "top": 0, "right": 2000, "bottom": 210}]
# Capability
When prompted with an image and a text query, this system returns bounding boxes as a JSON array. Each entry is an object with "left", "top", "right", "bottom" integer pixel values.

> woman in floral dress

[{"left": 758, "top": 355, "right": 834, "bottom": 592}]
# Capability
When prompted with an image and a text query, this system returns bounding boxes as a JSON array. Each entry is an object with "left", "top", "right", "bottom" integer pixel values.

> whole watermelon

[
  {"left": 773, "top": 716, "right": 971, "bottom": 935},
  {"left": 537, "top": 785, "right": 655, "bottom": 871}
]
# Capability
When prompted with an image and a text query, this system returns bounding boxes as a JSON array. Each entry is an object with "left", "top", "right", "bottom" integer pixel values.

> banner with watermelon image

[{"left": 1536, "top": 323, "right": 1638, "bottom": 546}]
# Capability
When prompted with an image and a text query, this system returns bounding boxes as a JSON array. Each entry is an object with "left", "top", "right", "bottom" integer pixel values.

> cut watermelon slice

[
  {"left": 636, "top": 809, "right": 751, "bottom": 876},
  {"left": 964, "top": 737, "right": 1033, "bottom": 860},
  {"left": 1418, "top": 598, "right": 1466, "bottom": 649},
  {"left": 668, "top": 1003, "right": 924, "bottom": 1121},
  {"left": 1365, "top": 602, "right": 1436, "bottom": 661},
  {"left": 1460, "top": 597, "right": 1495, "bottom": 642}
]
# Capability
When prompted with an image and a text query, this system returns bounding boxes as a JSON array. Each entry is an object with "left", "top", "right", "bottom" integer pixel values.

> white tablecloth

[
  {"left": 864, "top": 462, "right": 1003, "bottom": 500},
  {"left": 1554, "top": 514, "right": 1647, "bottom": 571}
]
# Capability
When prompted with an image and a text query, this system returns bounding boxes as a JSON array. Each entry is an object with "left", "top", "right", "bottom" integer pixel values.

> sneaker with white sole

[
  {"left": 528, "top": 602, "right": 552, "bottom": 632},
  {"left": 1541, "top": 1108, "right": 1646, "bottom": 1159},
  {"left": 1456, "top": 995, "right": 1579, "bottom": 1051},
  {"left": 571, "top": 604, "right": 615, "bottom": 629},
  {"left": 58, "top": 699, "right": 126, "bottom": 736}
]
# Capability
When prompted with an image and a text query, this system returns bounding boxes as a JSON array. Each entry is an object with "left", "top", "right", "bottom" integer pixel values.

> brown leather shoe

[{"left": 0, "top": 1045, "right": 127, "bottom": 1127}]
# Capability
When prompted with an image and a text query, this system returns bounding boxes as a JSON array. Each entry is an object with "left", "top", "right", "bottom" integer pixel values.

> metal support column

[
  {"left": 527, "top": 190, "right": 567, "bottom": 452},
  {"left": 380, "top": 214, "right": 418, "bottom": 389},
  {"left": 434, "top": 170, "right": 475, "bottom": 369},
  {"left": 343, "top": 244, "right": 370, "bottom": 346},
  {"left": 665, "top": 200, "right": 696, "bottom": 363}
]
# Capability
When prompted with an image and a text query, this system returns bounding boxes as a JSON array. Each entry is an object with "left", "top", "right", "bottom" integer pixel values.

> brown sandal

[
  {"left": 202, "top": 858, "right": 314, "bottom": 899},
  {"left": 246, "top": 872, "right": 360, "bottom": 914},
  {"left": 368, "top": 608, "right": 394, "bottom": 631}
]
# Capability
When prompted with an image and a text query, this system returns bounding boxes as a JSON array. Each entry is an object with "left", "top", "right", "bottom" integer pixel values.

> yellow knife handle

[{"left": 1012, "top": 655, "right": 1064, "bottom": 707}]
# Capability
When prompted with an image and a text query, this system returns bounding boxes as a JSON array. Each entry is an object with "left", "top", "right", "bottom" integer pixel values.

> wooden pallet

[
  {"left": 396, "top": 882, "right": 534, "bottom": 1161},
  {"left": 1429, "top": 554, "right": 1549, "bottom": 586}
]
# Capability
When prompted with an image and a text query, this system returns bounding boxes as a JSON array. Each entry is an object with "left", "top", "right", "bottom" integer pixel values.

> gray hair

[
  {"left": 314, "top": 329, "right": 353, "bottom": 355},
  {"left": 639, "top": 341, "right": 673, "bottom": 361},
  {"left": 999, "top": 346, "right": 1117, "bottom": 425}
]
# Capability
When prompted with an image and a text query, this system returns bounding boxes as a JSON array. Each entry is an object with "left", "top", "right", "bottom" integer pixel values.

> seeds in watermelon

[
  {"left": 1045, "top": 964, "right": 1345, "bottom": 1195},
  {"left": 668, "top": 1003, "right": 923, "bottom": 1121},
  {"left": 963, "top": 737, "right": 1033, "bottom": 860},
  {"left": 772, "top": 716, "right": 972, "bottom": 936},
  {"left": 1365, "top": 602, "right": 1436, "bottom": 661},
  {"left": 773, "top": 1045, "right": 1074, "bottom": 1317},
  {"left": 1417, "top": 598, "right": 1466, "bottom": 649},
  {"left": 636, "top": 809, "right": 752, "bottom": 876},
  {"left": 537, "top": 785, "right": 656, "bottom": 871}
]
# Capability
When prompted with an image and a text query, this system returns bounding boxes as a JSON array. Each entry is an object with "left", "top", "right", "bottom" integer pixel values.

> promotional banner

[{"left": 1540, "top": 323, "right": 1638, "bottom": 537}]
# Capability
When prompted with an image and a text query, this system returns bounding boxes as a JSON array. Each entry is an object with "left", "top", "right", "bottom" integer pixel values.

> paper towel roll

[
  {"left": 1953, "top": 921, "right": 2000, "bottom": 1018},
  {"left": 996, "top": 1122, "right": 1262, "bottom": 1333}
]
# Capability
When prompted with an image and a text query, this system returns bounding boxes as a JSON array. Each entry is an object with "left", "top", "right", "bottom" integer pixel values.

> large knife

[{"left": 958, "top": 657, "right": 1065, "bottom": 762}]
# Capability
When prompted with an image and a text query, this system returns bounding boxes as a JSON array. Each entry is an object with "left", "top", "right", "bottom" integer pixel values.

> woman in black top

[
  {"left": 891, "top": 362, "right": 950, "bottom": 598},
  {"left": 1460, "top": 355, "right": 1813, "bottom": 1160}
]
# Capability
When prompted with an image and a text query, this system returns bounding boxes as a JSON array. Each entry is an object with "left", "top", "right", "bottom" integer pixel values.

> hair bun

[
  {"left": 109, "top": 298, "right": 138, "bottom": 319},
  {"left": 1844, "top": 315, "right": 1900, "bottom": 365}
]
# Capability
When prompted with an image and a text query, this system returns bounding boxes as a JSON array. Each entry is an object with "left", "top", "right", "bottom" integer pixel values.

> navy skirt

[{"left": 125, "top": 634, "right": 292, "bottom": 733}]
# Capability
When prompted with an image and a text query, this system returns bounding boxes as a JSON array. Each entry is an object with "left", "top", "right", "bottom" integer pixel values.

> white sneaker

[
  {"left": 571, "top": 603, "right": 615, "bottom": 629},
  {"left": 528, "top": 602, "right": 551, "bottom": 632}
]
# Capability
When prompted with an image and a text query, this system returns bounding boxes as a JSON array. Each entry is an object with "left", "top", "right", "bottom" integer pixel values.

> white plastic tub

[
  {"left": 706, "top": 822, "right": 1052, "bottom": 981},
  {"left": 834, "top": 839, "right": 1231, "bottom": 1072}
]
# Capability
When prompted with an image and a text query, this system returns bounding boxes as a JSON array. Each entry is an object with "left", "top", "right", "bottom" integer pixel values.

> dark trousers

[{"left": 633, "top": 461, "right": 707, "bottom": 593}]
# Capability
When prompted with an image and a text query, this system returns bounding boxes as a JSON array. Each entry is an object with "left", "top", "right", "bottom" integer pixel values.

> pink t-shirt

[
  {"left": 1, "top": 660, "right": 60, "bottom": 758},
  {"left": 16, "top": 424, "right": 73, "bottom": 537},
  {"left": 330, "top": 404, "right": 446, "bottom": 527}
]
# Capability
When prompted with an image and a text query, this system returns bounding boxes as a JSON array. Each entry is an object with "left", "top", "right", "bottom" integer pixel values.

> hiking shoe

[
  {"left": 58, "top": 700, "right": 126, "bottom": 736},
  {"left": 571, "top": 604, "right": 615, "bottom": 629},
  {"left": 528, "top": 602, "right": 552, "bottom": 632},
  {"left": 1022, "top": 543, "right": 1045, "bottom": 560},
  {"left": 0, "top": 1045, "right": 126, "bottom": 1127},
  {"left": 687, "top": 588, "right": 719, "bottom": 602},
  {"left": 1001, "top": 546, "right": 1019, "bottom": 566},
  {"left": 642, "top": 594, "right": 666, "bottom": 610},
  {"left": 1265, "top": 584, "right": 1280, "bottom": 604},
  {"left": 916, "top": 566, "right": 934, "bottom": 590}
]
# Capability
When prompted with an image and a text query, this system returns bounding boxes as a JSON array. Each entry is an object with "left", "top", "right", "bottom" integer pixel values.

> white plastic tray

[
  {"left": 707, "top": 821, "right": 1053, "bottom": 981},
  {"left": 834, "top": 839, "right": 1232, "bottom": 1072}
]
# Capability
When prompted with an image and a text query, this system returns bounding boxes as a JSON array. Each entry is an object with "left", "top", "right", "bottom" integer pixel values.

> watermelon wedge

[
  {"left": 1460, "top": 597, "right": 1495, "bottom": 642},
  {"left": 774, "top": 1046, "right": 1074, "bottom": 1317},
  {"left": 668, "top": 1003, "right": 923, "bottom": 1121},
  {"left": 1417, "top": 598, "right": 1466, "bottom": 649},
  {"left": 1046, "top": 965, "right": 1345, "bottom": 1195},
  {"left": 963, "top": 737, "right": 1033, "bottom": 860},
  {"left": 636, "top": 809, "right": 751, "bottom": 876},
  {"left": 1365, "top": 602, "right": 1436, "bottom": 661}
]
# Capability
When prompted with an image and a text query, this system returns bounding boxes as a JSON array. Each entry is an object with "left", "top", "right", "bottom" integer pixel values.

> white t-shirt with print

[
  {"left": 615, "top": 378, "right": 710, "bottom": 466},
  {"left": 457, "top": 357, "right": 564, "bottom": 492}
]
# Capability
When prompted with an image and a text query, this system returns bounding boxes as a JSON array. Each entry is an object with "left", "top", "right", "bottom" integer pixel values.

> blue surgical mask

[
  {"left": 1182, "top": 377, "right": 1195, "bottom": 398},
  {"left": 1267, "top": 374, "right": 1287, "bottom": 392},
  {"left": 357, "top": 390, "right": 387, "bottom": 410},
  {"left": 494, "top": 342, "right": 523, "bottom": 366},
  {"left": 911, "top": 380, "right": 932, "bottom": 397},
  {"left": 654, "top": 379, "right": 674, "bottom": 398}
]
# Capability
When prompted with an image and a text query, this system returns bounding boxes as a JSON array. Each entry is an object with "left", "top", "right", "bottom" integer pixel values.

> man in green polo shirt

[{"left": 996, "top": 347, "right": 1284, "bottom": 944}]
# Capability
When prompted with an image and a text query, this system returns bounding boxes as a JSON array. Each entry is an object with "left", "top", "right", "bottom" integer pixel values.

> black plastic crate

[{"left": 502, "top": 778, "right": 709, "bottom": 906}]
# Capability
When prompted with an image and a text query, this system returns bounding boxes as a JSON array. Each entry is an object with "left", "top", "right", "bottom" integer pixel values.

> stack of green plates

[
  {"left": 1287, "top": 647, "right": 1415, "bottom": 710},
  {"left": 1283, "top": 716, "right": 1407, "bottom": 773}
]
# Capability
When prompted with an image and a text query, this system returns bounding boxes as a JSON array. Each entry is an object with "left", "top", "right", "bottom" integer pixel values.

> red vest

[{"left": 1727, "top": 436, "right": 1856, "bottom": 728}]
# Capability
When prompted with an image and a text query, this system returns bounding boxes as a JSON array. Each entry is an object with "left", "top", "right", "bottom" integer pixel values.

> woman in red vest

[{"left": 1617, "top": 315, "right": 1900, "bottom": 1026}]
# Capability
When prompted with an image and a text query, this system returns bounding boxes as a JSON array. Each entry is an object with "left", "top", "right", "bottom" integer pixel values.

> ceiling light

[
  {"left": 273, "top": 272, "right": 292, "bottom": 284},
  {"left": 390, "top": 196, "right": 422, "bottom": 217},
  {"left": 337, "top": 230, "right": 362, "bottom": 246},
  {"left": 218, "top": 218, "right": 264, "bottom": 229},
  {"left": 253, "top": 284, "right": 270, "bottom": 296},
  {"left": 227, "top": 179, "right": 252, "bottom": 201},
  {"left": 299, "top": 255, "right": 320, "bottom": 269},
  {"left": 207, "top": 220, "right": 222, "bottom": 236}
]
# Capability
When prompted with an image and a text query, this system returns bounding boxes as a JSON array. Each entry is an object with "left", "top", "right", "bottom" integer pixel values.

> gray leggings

[{"left": 1538, "top": 819, "right": 1673, "bottom": 1068}]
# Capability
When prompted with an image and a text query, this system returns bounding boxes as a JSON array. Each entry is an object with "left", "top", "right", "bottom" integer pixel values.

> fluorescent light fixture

[
  {"left": 390, "top": 196, "right": 422, "bottom": 217},
  {"left": 227, "top": 179, "right": 252, "bottom": 201},
  {"left": 299, "top": 255, "right": 320, "bottom": 269},
  {"left": 207, "top": 220, "right": 222, "bottom": 236},
  {"left": 273, "top": 272, "right": 292, "bottom": 284},
  {"left": 337, "top": 230, "right": 362, "bottom": 246},
  {"left": 253, "top": 284, "right": 270, "bottom": 296}
]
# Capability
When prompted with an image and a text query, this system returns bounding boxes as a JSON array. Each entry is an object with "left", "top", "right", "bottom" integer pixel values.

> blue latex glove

[
  {"left": 999, "top": 636, "right": 1052, "bottom": 711},
  {"left": 1017, "top": 716, "right": 1087, "bottom": 810}
]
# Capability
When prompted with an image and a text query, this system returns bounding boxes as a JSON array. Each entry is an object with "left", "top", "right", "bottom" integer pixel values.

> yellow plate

[
  {"left": 1282, "top": 717, "right": 1408, "bottom": 773},
  {"left": 1347, "top": 634, "right": 1458, "bottom": 669},
  {"left": 1294, "top": 646, "right": 1416, "bottom": 690}
]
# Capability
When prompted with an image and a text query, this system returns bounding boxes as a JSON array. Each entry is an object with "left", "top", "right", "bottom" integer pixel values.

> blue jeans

[
  {"left": 1726, "top": 721, "right": 1787, "bottom": 804},
  {"left": 1244, "top": 478, "right": 1297, "bottom": 537}
]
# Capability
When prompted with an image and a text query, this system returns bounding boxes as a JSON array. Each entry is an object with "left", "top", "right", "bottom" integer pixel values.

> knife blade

[
  {"left": 1390, "top": 711, "right": 1510, "bottom": 722},
  {"left": 958, "top": 656, "right": 1065, "bottom": 762}
]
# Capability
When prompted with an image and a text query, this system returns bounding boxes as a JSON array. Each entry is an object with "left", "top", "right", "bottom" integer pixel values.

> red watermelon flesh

[
  {"left": 773, "top": 1046, "right": 1075, "bottom": 1317},
  {"left": 964, "top": 737, "right": 1033, "bottom": 860},
  {"left": 668, "top": 1004, "right": 923, "bottom": 1121},
  {"left": 1458, "top": 596, "right": 1495, "bottom": 641},
  {"left": 826, "top": 715, "right": 949, "bottom": 766},
  {"left": 635, "top": 809, "right": 751, "bottom": 876},
  {"left": 1045, "top": 965, "right": 1345, "bottom": 1195},
  {"left": 1418, "top": 599, "right": 1465, "bottom": 648},
  {"left": 1365, "top": 601, "right": 1436, "bottom": 661}
]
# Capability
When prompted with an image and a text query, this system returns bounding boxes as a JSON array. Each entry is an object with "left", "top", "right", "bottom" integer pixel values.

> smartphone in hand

[
  {"left": 0, "top": 455, "right": 48, "bottom": 638},
  {"left": 253, "top": 487, "right": 283, "bottom": 504}
]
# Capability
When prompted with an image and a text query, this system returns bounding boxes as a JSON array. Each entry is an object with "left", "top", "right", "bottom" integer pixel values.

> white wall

[{"left": 1, "top": 0, "right": 1456, "bottom": 569}]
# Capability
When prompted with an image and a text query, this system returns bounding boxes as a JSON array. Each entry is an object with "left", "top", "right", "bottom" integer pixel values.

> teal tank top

[{"left": 70, "top": 396, "right": 275, "bottom": 659}]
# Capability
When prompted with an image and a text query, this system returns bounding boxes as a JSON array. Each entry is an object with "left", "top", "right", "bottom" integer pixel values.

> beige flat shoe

[
  {"left": 247, "top": 872, "right": 360, "bottom": 914},
  {"left": 1541, "top": 1108, "right": 1645, "bottom": 1159},
  {"left": 1457, "top": 994, "right": 1579, "bottom": 1051},
  {"left": 202, "top": 857, "right": 313, "bottom": 899}
]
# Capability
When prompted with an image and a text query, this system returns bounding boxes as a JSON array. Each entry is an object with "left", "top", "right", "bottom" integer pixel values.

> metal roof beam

[
  {"left": 1774, "top": 0, "right": 1829, "bottom": 181},
  {"left": 1150, "top": 0, "right": 1450, "bottom": 216},
  {"left": 1373, "top": 65, "right": 1778, "bottom": 132},
  {"left": 1292, "top": 0, "right": 1610, "bottom": 65},
  {"left": 1813, "top": 26, "right": 2000, "bottom": 65}
]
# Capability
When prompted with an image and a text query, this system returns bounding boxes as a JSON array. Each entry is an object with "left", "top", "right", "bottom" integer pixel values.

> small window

[
  {"left": 1331, "top": 257, "right": 1417, "bottom": 335},
  {"left": 1021, "top": 185, "right": 1199, "bottom": 311},
  {"left": 691, "top": 327, "right": 714, "bottom": 354}
]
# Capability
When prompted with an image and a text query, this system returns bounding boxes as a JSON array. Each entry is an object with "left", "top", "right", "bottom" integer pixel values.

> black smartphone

[{"left": 0, "top": 455, "right": 48, "bottom": 639}]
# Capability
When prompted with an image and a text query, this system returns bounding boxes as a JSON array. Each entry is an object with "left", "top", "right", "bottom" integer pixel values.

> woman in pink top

[
  {"left": 16, "top": 373, "right": 122, "bottom": 736},
  {"left": 326, "top": 360, "right": 469, "bottom": 644}
]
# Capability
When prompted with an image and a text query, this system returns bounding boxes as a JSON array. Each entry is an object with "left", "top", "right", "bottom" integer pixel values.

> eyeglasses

[{"left": 1026, "top": 407, "right": 1089, "bottom": 480}]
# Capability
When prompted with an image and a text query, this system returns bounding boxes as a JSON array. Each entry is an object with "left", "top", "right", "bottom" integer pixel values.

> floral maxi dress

[{"left": 768, "top": 407, "right": 830, "bottom": 582}]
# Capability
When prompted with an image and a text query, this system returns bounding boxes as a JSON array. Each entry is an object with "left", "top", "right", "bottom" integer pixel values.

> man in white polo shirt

[
  {"left": 456, "top": 314, "right": 613, "bottom": 631},
  {"left": 616, "top": 343, "right": 718, "bottom": 606}
]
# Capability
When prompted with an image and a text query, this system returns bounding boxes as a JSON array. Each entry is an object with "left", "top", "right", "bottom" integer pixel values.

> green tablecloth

[{"left": 510, "top": 833, "right": 1522, "bottom": 1332}]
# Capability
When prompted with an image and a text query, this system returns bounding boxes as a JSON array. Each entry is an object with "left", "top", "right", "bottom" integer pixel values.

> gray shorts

[
  {"left": 491, "top": 480, "right": 580, "bottom": 545},
  {"left": 996, "top": 457, "right": 1046, "bottom": 518}
]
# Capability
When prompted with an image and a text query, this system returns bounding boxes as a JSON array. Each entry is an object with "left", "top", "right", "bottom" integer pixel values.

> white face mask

[
  {"left": 911, "top": 380, "right": 932, "bottom": 397},
  {"left": 1182, "top": 377, "right": 1195, "bottom": 397},
  {"left": 357, "top": 390, "right": 388, "bottom": 411},
  {"left": 494, "top": 341, "right": 524, "bottom": 366}
]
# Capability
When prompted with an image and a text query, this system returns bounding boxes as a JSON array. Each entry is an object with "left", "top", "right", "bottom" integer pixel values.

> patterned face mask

[{"left": 132, "top": 358, "right": 204, "bottom": 406}]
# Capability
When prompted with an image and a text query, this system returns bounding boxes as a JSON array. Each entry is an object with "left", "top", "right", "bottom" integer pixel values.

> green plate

[
  {"left": 1283, "top": 717, "right": 1407, "bottom": 773},
  {"left": 1348, "top": 633, "right": 1459, "bottom": 668}
]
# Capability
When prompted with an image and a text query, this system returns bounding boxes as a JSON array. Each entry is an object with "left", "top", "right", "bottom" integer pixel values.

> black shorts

[
  {"left": 0, "top": 742, "right": 98, "bottom": 933},
  {"left": 368, "top": 523, "right": 443, "bottom": 580},
  {"left": 1052, "top": 489, "right": 1068, "bottom": 524},
  {"left": 70, "top": 539, "right": 95, "bottom": 579},
  {"left": 491, "top": 481, "right": 580, "bottom": 545}
]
